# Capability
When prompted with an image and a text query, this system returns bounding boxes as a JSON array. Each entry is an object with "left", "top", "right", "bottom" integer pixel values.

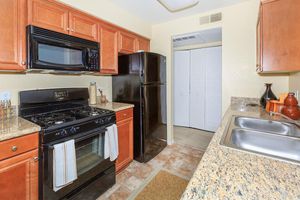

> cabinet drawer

[
  {"left": 0, "top": 133, "right": 38, "bottom": 161},
  {"left": 116, "top": 108, "right": 133, "bottom": 122}
]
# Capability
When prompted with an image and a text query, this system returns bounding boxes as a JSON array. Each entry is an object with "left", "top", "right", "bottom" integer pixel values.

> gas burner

[
  {"left": 27, "top": 106, "right": 113, "bottom": 129},
  {"left": 54, "top": 120, "right": 64, "bottom": 125},
  {"left": 90, "top": 112, "right": 99, "bottom": 116}
]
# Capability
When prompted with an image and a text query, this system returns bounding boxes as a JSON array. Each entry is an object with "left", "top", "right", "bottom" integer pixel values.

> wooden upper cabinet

[
  {"left": 69, "top": 11, "right": 98, "bottom": 41},
  {"left": 118, "top": 31, "right": 136, "bottom": 54},
  {"left": 99, "top": 24, "right": 118, "bottom": 74},
  {"left": 135, "top": 37, "right": 150, "bottom": 52},
  {"left": 28, "top": 0, "right": 69, "bottom": 34},
  {"left": 0, "top": 149, "right": 38, "bottom": 200},
  {"left": 258, "top": 0, "right": 300, "bottom": 72},
  {"left": 0, "top": 0, "right": 27, "bottom": 71}
]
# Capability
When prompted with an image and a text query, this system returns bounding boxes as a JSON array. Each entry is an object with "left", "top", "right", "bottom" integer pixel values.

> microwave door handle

[{"left": 84, "top": 49, "right": 91, "bottom": 67}]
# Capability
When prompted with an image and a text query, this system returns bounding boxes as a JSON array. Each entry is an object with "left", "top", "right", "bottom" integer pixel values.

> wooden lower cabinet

[
  {"left": 0, "top": 133, "right": 39, "bottom": 200},
  {"left": 0, "top": 149, "right": 38, "bottom": 200},
  {"left": 116, "top": 108, "right": 133, "bottom": 173}
]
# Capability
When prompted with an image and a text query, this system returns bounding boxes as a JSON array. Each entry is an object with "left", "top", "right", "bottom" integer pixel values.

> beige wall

[
  {"left": 151, "top": 0, "right": 289, "bottom": 143},
  {"left": 0, "top": 74, "right": 112, "bottom": 106},
  {"left": 0, "top": 0, "right": 152, "bottom": 107},
  {"left": 59, "top": 0, "right": 152, "bottom": 38},
  {"left": 289, "top": 72, "right": 300, "bottom": 98}
]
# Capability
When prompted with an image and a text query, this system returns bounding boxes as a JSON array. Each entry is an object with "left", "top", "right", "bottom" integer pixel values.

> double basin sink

[{"left": 221, "top": 116, "right": 300, "bottom": 163}]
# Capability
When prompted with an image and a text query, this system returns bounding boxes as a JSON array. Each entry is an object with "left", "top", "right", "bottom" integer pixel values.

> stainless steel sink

[
  {"left": 221, "top": 116, "right": 300, "bottom": 163},
  {"left": 234, "top": 116, "right": 300, "bottom": 137}
]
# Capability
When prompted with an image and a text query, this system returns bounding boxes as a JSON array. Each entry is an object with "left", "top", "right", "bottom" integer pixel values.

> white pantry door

[
  {"left": 189, "top": 46, "right": 222, "bottom": 131},
  {"left": 204, "top": 46, "right": 222, "bottom": 131},
  {"left": 189, "top": 49, "right": 206, "bottom": 130},
  {"left": 173, "top": 50, "right": 190, "bottom": 127}
]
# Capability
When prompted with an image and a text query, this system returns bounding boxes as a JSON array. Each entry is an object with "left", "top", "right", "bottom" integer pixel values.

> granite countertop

[
  {"left": 181, "top": 98, "right": 300, "bottom": 200},
  {"left": 0, "top": 117, "right": 41, "bottom": 142},
  {"left": 91, "top": 102, "right": 134, "bottom": 112}
]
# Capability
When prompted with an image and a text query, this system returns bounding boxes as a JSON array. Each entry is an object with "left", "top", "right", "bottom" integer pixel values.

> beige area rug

[{"left": 132, "top": 170, "right": 189, "bottom": 200}]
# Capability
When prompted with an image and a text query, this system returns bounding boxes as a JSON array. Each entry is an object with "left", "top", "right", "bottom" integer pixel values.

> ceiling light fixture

[{"left": 157, "top": 0, "right": 199, "bottom": 12}]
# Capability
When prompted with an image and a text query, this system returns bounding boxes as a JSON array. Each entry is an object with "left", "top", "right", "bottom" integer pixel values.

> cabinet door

[
  {"left": 0, "top": 0, "right": 27, "bottom": 70},
  {"left": 118, "top": 31, "right": 136, "bottom": 54},
  {"left": 99, "top": 24, "right": 118, "bottom": 74},
  {"left": 69, "top": 11, "right": 98, "bottom": 41},
  {"left": 28, "top": 0, "right": 69, "bottom": 34},
  {"left": 0, "top": 149, "right": 38, "bottom": 200},
  {"left": 260, "top": 0, "right": 300, "bottom": 72},
  {"left": 116, "top": 114, "right": 133, "bottom": 173},
  {"left": 135, "top": 37, "right": 150, "bottom": 52}
]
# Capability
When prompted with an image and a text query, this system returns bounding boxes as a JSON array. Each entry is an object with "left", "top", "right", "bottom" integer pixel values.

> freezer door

[
  {"left": 141, "top": 84, "right": 167, "bottom": 162},
  {"left": 141, "top": 53, "right": 166, "bottom": 84}
]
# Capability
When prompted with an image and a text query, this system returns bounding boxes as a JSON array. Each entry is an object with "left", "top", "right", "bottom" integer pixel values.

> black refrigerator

[{"left": 113, "top": 52, "right": 167, "bottom": 163}]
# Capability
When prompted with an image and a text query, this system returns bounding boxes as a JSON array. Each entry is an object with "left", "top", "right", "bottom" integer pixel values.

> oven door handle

[{"left": 44, "top": 128, "right": 108, "bottom": 150}]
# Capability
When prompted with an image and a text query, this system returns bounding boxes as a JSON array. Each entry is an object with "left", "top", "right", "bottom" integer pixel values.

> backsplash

[
  {"left": 289, "top": 72, "right": 300, "bottom": 101},
  {"left": 0, "top": 73, "right": 112, "bottom": 106}
]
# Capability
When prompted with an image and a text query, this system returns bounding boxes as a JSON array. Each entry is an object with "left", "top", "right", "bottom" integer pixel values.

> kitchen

[{"left": 0, "top": 0, "right": 299, "bottom": 199}]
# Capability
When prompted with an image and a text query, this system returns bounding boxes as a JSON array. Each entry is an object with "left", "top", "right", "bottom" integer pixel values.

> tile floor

[
  {"left": 97, "top": 143, "right": 205, "bottom": 200},
  {"left": 174, "top": 126, "right": 214, "bottom": 151}
]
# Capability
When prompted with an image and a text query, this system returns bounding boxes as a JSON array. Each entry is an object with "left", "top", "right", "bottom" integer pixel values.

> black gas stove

[
  {"left": 29, "top": 106, "right": 113, "bottom": 128},
  {"left": 19, "top": 88, "right": 116, "bottom": 200}
]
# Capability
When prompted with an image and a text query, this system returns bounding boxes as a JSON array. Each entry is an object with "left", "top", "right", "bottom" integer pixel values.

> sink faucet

[{"left": 269, "top": 111, "right": 300, "bottom": 128}]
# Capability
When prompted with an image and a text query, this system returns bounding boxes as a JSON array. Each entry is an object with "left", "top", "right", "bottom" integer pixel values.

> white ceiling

[{"left": 110, "top": 0, "right": 249, "bottom": 24}]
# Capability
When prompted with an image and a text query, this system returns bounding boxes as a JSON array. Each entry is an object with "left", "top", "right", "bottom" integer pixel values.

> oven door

[{"left": 42, "top": 129, "right": 115, "bottom": 200}]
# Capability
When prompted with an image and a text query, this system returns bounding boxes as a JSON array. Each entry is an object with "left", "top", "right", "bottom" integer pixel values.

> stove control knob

[
  {"left": 70, "top": 127, "right": 77, "bottom": 134},
  {"left": 61, "top": 129, "right": 67, "bottom": 136}
]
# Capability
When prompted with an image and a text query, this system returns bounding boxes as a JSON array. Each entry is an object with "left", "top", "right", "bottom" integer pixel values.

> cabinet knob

[
  {"left": 11, "top": 146, "right": 18, "bottom": 152},
  {"left": 66, "top": 27, "right": 70, "bottom": 31},
  {"left": 21, "top": 61, "right": 26, "bottom": 65},
  {"left": 123, "top": 113, "right": 127, "bottom": 117},
  {"left": 33, "top": 157, "right": 39, "bottom": 162}
]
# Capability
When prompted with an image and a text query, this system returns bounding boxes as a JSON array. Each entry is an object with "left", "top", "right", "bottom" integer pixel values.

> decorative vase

[
  {"left": 281, "top": 92, "right": 300, "bottom": 120},
  {"left": 284, "top": 92, "right": 298, "bottom": 106},
  {"left": 260, "top": 83, "right": 277, "bottom": 108}
]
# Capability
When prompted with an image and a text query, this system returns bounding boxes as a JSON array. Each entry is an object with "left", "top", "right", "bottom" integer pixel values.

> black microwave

[{"left": 27, "top": 25, "right": 100, "bottom": 72}]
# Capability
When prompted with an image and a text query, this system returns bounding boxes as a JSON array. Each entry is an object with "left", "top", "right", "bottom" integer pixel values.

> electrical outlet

[
  {"left": 295, "top": 90, "right": 299, "bottom": 103},
  {"left": 0, "top": 91, "right": 11, "bottom": 101}
]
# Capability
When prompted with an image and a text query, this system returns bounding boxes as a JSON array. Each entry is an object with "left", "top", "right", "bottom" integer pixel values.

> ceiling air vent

[
  {"left": 199, "top": 12, "right": 222, "bottom": 25},
  {"left": 173, "top": 35, "right": 196, "bottom": 42}
]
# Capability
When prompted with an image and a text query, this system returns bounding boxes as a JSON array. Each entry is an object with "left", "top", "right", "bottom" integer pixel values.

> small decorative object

[
  {"left": 89, "top": 82, "right": 97, "bottom": 105},
  {"left": 281, "top": 92, "right": 300, "bottom": 120},
  {"left": 0, "top": 100, "right": 16, "bottom": 120},
  {"left": 98, "top": 89, "right": 108, "bottom": 104},
  {"left": 260, "top": 83, "right": 277, "bottom": 109}
]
